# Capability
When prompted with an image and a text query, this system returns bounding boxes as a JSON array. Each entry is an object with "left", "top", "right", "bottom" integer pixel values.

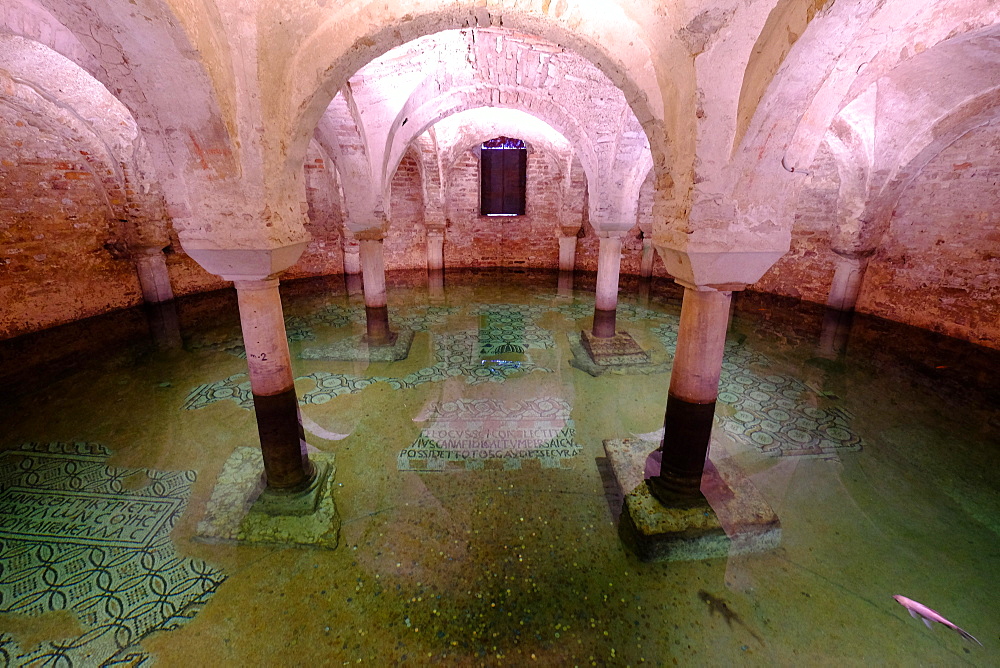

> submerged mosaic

[
  {"left": 399, "top": 398, "right": 583, "bottom": 471},
  {"left": 183, "top": 299, "right": 864, "bottom": 459},
  {"left": 0, "top": 442, "right": 225, "bottom": 667}
]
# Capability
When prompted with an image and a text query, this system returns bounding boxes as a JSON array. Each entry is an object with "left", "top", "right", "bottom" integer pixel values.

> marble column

[
  {"left": 558, "top": 235, "right": 578, "bottom": 272},
  {"left": 427, "top": 231, "right": 445, "bottom": 271},
  {"left": 592, "top": 234, "right": 623, "bottom": 338},
  {"left": 234, "top": 278, "right": 314, "bottom": 493},
  {"left": 134, "top": 247, "right": 174, "bottom": 303},
  {"left": 359, "top": 237, "right": 392, "bottom": 344},
  {"left": 826, "top": 252, "right": 869, "bottom": 311},
  {"left": 648, "top": 287, "right": 732, "bottom": 500}
]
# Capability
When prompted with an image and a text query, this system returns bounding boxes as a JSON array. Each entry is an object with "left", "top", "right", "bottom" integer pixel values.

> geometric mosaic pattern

[
  {"left": 649, "top": 322, "right": 865, "bottom": 458},
  {"left": 0, "top": 442, "right": 226, "bottom": 667},
  {"left": 399, "top": 397, "right": 582, "bottom": 471}
]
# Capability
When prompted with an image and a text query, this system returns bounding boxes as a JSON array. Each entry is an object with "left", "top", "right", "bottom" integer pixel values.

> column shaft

[
  {"left": 235, "top": 279, "right": 313, "bottom": 492},
  {"left": 592, "top": 235, "right": 623, "bottom": 338},
  {"left": 359, "top": 238, "right": 392, "bottom": 344},
  {"left": 558, "top": 236, "right": 577, "bottom": 272},
  {"left": 427, "top": 233, "right": 445, "bottom": 271},
  {"left": 826, "top": 254, "right": 868, "bottom": 311},
  {"left": 135, "top": 248, "right": 174, "bottom": 303},
  {"left": 640, "top": 239, "right": 655, "bottom": 278},
  {"left": 651, "top": 287, "right": 732, "bottom": 499}
]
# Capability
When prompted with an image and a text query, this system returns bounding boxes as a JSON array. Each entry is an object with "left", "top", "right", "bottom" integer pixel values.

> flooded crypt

[{"left": 1, "top": 0, "right": 999, "bottom": 665}]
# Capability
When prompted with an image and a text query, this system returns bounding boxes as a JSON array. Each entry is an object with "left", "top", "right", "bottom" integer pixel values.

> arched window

[{"left": 480, "top": 136, "right": 526, "bottom": 216}]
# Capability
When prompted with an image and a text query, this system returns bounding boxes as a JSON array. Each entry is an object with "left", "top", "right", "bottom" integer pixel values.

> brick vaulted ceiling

[{"left": 0, "top": 0, "right": 998, "bottom": 347}]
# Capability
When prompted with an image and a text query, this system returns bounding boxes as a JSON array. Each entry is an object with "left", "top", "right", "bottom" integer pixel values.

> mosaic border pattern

[{"left": 0, "top": 442, "right": 226, "bottom": 667}]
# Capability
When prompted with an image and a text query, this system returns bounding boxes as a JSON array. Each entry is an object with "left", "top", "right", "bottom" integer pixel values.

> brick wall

[
  {"left": 442, "top": 146, "right": 569, "bottom": 268},
  {"left": 287, "top": 146, "right": 347, "bottom": 279},
  {"left": 385, "top": 150, "right": 427, "bottom": 269},
  {"left": 858, "top": 124, "right": 1000, "bottom": 348},
  {"left": 0, "top": 107, "right": 143, "bottom": 339}
]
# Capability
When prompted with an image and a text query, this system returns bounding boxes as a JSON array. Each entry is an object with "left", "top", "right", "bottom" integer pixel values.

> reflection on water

[{"left": 0, "top": 269, "right": 997, "bottom": 665}]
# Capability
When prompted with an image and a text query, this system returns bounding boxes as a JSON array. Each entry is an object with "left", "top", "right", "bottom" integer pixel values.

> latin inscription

[
  {"left": 0, "top": 487, "right": 181, "bottom": 548},
  {"left": 399, "top": 397, "right": 583, "bottom": 471}
]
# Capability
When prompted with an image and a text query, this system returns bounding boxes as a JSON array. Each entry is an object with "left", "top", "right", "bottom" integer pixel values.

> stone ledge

[
  {"left": 568, "top": 332, "right": 670, "bottom": 377},
  {"left": 300, "top": 328, "right": 414, "bottom": 362},
  {"left": 604, "top": 438, "right": 780, "bottom": 562}
]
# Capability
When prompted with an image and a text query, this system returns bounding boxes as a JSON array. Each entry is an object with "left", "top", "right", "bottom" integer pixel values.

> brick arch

[
  {"left": 2, "top": 0, "right": 238, "bottom": 237},
  {"left": 286, "top": 4, "right": 667, "bottom": 201},
  {"left": 387, "top": 86, "right": 596, "bottom": 198}
]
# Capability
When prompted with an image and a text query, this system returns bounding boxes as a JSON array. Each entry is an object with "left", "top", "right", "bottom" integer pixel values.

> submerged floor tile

[{"left": 0, "top": 442, "right": 225, "bottom": 666}]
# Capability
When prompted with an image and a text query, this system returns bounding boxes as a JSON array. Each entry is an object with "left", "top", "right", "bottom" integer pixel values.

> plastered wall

[{"left": 858, "top": 125, "right": 1000, "bottom": 347}]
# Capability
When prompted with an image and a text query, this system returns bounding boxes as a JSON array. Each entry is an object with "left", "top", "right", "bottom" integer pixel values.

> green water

[{"left": 1, "top": 269, "right": 997, "bottom": 666}]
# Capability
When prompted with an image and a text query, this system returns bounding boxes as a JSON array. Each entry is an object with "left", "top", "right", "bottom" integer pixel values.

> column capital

[
  {"left": 354, "top": 229, "right": 387, "bottom": 242},
  {"left": 654, "top": 245, "right": 784, "bottom": 291},
  {"left": 182, "top": 241, "right": 308, "bottom": 282}
]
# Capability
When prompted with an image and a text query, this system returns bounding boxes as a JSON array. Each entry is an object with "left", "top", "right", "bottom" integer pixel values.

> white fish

[{"left": 893, "top": 595, "right": 982, "bottom": 646}]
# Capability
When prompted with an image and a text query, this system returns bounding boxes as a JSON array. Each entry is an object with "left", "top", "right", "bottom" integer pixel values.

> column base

[
  {"left": 604, "top": 438, "right": 781, "bottom": 562},
  {"left": 591, "top": 308, "right": 618, "bottom": 338},
  {"left": 567, "top": 331, "right": 667, "bottom": 377},
  {"left": 196, "top": 448, "right": 340, "bottom": 550}
]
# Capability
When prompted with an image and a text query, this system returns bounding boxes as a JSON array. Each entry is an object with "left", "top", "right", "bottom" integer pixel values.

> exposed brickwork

[
  {"left": 859, "top": 124, "right": 1000, "bottom": 347},
  {"left": 443, "top": 147, "right": 567, "bottom": 268},
  {"left": 287, "top": 146, "right": 347, "bottom": 279},
  {"left": 385, "top": 150, "right": 427, "bottom": 270},
  {"left": 0, "top": 106, "right": 142, "bottom": 339}
]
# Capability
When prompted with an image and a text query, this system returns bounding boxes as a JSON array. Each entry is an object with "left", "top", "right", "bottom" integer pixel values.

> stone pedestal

[{"left": 605, "top": 438, "right": 780, "bottom": 562}]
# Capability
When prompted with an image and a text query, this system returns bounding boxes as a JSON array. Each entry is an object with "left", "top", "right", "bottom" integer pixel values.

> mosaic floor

[
  {"left": 0, "top": 270, "right": 997, "bottom": 666},
  {"left": 0, "top": 442, "right": 225, "bottom": 666}
]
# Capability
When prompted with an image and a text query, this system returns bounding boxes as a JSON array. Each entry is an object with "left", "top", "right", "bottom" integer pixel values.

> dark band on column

[
  {"left": 252, "top": 387, "right": 313, "bottom": 492},
  {"left": 592, "top": 308, "right": 617, "bottom": 339},
  {"left": 649, "top": 393, "right": 717, "bottom": 499}
]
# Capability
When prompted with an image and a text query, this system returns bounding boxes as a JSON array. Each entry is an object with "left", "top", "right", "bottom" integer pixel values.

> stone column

[
  {"left": 558, "top": 235, "right": 577, "bottom": 272},
  {"left": 826, "top": 251, "right": 870, "bottom": 311},
  {"left": 342, "top": 236, "right": 361, "bottom": 275},
  {"left": 235, "top": 278, "right": 315, "bottom": 492},
  {"left": 134, "top": 247, "right": 174, "bottom": 303},
  {"left": 592, "top": 233, "right": 624, "bottom": 338},
  {"left": 648, "top": 287, "right": 732, "bottom": 500},
  {"left": 427, "top": 230, "right": 445, "bottom": 271},
  {"left": 640, "top": 238, "right": 655, "bottom": 278},
  {"left": 359, "top": 237, "right": 392, "bottom": 344}
]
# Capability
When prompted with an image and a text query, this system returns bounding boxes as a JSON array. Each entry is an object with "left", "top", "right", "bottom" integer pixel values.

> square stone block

[{"left": 604, "top": 438, "right": 780, "bottom": 562}]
